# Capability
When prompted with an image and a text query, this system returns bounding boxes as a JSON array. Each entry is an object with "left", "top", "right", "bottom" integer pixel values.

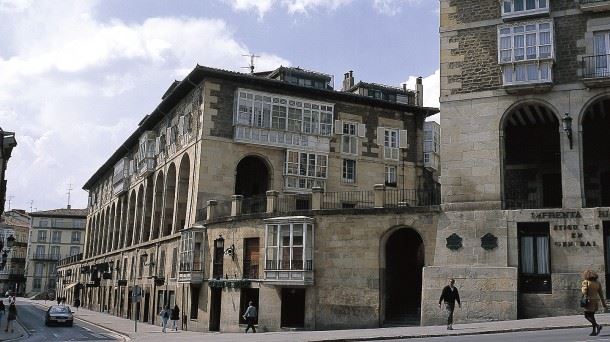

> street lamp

[{"left": 562, "top": 113, "right": 573, "bottom": 150}]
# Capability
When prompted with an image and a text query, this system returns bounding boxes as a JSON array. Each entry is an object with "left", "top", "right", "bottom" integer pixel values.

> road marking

[
  {"left": 52, "top": 333, "right": 58, "bottom": 338},
  {"left": 82, "top": 326, "right": 92, "bottom": 331}
]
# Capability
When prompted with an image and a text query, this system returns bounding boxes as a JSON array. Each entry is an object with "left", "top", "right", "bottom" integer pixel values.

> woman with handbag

[{"left": 582, "top": 270, "right": 607, "bottom": 336}]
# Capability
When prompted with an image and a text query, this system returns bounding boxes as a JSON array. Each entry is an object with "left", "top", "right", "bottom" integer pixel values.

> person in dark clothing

[
  {"left": 5, "top": 303, "right": 16, "bottom": 333},
  {"left": 170, "top": 305, "right": 180, "bottom": 332},
  {"left": 439, "top": 278, "right": 461, "bottom": 330},
  {"left": 242, "top": 301, "right": 258, "bottom": 333},
  {"left": 74, "top": 298, "right": 80, "bottom": 311}
]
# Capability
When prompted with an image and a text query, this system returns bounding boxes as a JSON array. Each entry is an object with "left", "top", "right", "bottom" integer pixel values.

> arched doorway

[
  {"left": 174, "top": 154, "right": 191, "bottom": 231},
  {"left": 501, "top": 102, "right": 562, "bottom": 209},
  {"left": 384, "top": 228, "right": 424, "bottom": 325},
  {"left": 235, "top": 156, "right": 270, "bottom": 197},
  {"left": 582, "top": 97, "right": 610, "bottom": 207}
]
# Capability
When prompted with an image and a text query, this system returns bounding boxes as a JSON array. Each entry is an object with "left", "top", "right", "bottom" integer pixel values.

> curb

[
  {"left": 311, "top": 323, "right": 596, "bottom": 341},
  {"left": 29, "top": 302, "right": 131, "bottom": 342},
  {"left": 3, "top": 320, "right": 29, "bottom": 342}
]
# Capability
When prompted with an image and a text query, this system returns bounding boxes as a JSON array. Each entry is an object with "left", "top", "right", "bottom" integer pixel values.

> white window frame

[
  {"left": 284, "top": 150, "right": 328, "bottom": 190},
  {"left": 384, "top": 129, "right": 399, "bottom": 160},
  {"left": 498, "top": 20, "right": 554, "bottom": 86},
  {"left": 235, "top": 89, "right": 334, "bottom": 137},
  {"left": 385, "top": 165, "right": 397, "bottom": 187},
  {"left": 342, "top": 159, "right": 356, "bottom": 184},
  {"left": 37, "top": 230, "right": 47, "bottom": 242},
  {"left": 264, "top": 223, "right": 313, "bottom": 271},
  {"left": 502, "top": 0, "right": 549, "bottom": 19},
  {"left": 341, "top": 121, "right": 359, "bottom": 155}
]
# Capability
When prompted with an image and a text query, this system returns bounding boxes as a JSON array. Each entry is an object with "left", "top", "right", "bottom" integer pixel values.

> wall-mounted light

[
  {"left": 224, "top": 244, "right": 236, "bottom": 261},
  {"left": 562, "top": 113, "right": 573, "bottom": 150}
]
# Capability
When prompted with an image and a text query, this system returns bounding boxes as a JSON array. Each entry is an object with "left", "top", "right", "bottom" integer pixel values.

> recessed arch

[
  {"left": 125, "top": 190, "right": 137, "bottom": 247},
  {"left": 499, "top": 101, "right": 562, "bottom": 209},
  {"left": 235, "top": 154, "right": 271, "bottom": 197},
  {"left": 134, "top": 185, "right": 145, "bottom": 244},
  {"left": 162, "top": 163, "right": 177, "bottom": 237},
  {"left": 142, "top": 176, "right": 154, "bottom": 243},
  {"left": 580, "top": 95, "right": 610, "bottom": 207},
  {"left": 151, "top": 171, "right": 165, "bottom": 240},
  {"left": 380, "top": 226, "right": 425, "bottom": 326},
  {"left": 174, "top": 154, "right": 191, "bottom": 232},
  {"left": 107, "top": 203, "right": 115, "bottom": 253}
]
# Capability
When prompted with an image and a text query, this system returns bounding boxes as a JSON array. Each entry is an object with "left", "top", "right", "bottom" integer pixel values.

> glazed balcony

[
  {"left": 580, "top": 0, "right": 610, "bottom": 12},
  {"left": 234, "top": 125, "right": 330, "bottom": 153},
  {"left": 177, "top": 228, "right": 205, "bottom": 284},
  {"left": 582, "top": 54, "right": 610, "bottom": 87}
]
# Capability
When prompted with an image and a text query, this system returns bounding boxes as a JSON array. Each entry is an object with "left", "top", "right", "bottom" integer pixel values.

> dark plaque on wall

[
  {"left": 446, "top": 233, "right": 463, "bottom": 250},
  {"left": 481, "top": 233, "right": 498, "bottom": 250}
]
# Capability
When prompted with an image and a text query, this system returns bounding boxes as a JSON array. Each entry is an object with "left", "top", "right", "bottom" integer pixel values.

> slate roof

[{"left": 29, "top": 208, "right": 88, "bottom": 218}]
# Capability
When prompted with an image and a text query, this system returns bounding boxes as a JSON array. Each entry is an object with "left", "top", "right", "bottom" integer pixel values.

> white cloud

[
  {"left": 223, "top": 0, "right": 420, "bottom": 17},
  {"left": 0, "top": 0, "right": 32, "bottom": 12},
  {"left": 0, "top": 0, "right": 289, "bottom": 211},
  {"left": 404, "top": 69, "right": 440, "bottom": 123}
]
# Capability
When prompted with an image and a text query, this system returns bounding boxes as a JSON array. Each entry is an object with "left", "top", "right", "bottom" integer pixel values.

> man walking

[
  {"left": 439, "top": 278, "right": 461, "bottom": 330},
  {"left": 243, "top": 301, "right": 257, "bottom": 333}
]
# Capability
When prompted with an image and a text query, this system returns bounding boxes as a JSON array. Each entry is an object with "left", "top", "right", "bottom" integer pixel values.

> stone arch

[
  {"left": 151, "top": 171, "right": 165, "bottom": 240},
  {"left": 580, "top": 94, "right": 610, "bottom": 207},
  {"left": 379, "top": 226, "right": 425, "bottom": 326},
  {"left": 174, "top": 154, "right": 191, "bottom": 233},
  {"left": 113, "top": 198, "right": 122, "bottom": 250},
  {"left": 162, "top": 163, "right": 177, "bottom": 237},
  {"left": 134, "top": 185, "right": 145, "bottom": 244},
  {"left": 125, "top": 190, "right": 137, "bottom": 247},
  {"left": 234, "top": 154, "right": 271, "bottom": 197},
  {"left": 142, "top": 176, "right": 154, "bottom": 243},
  {"left": 499, "top": 101, "right": 562, "bottom": 209},
  {"left": 117, "top": 195, "right": 128, "bottom": 249},
  {"left": 107, "top": 203, "right": 115, "bottom": 253}
]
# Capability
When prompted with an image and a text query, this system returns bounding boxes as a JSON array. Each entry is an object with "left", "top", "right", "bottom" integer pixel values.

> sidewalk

[{"left": 19, "top": 298, "right": 610, "bottom": 341}]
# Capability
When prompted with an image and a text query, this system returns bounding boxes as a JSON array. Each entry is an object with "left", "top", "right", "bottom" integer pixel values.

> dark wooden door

[
  {"left": 209, "top": 288, "right": 222, "bottom": 331},
  {"left": 281, "top": 288, "right": 305, "bottom": 328},
  {"left": 243, "top": 238, "right": 260, "bottom": 279}
]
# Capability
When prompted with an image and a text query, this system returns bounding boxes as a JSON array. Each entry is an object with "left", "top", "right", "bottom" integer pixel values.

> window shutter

[
  {"left": 166, "top": 127, "right": 172, "bottom": 143},
  {"left": 376, "top": 127, "right": 385, "bottom": 146},
  {"left": 155, "top": 137, "right": 160, "bottom": 155},
  {"left": 358, "top": 123, "right": 366, "bottom": 138},
  {"left": 399, "top": 129, "right": 408, "bottom": 149},
  {"left": 334, "top": 120, "right": 343, "bottom": 135},
  {"left": 178, "top": 116, "right": 185, "bottom": 135}
]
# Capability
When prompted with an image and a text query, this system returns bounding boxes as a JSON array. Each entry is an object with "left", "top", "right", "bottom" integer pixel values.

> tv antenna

[
  {"left": 242, "top": 54, "right": 260, "bottom": 74},
  {"left": 6, "top": 196, "right": 13, "bottom": 210},
  {"left": 29, "top": 200, "right": 33, "bottom": 213},
  {"left": 67, "top": 183, "right": 73, "bottom": 208}
]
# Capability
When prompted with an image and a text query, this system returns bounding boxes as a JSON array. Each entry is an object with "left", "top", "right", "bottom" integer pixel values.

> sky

[{"left": 0, "top": 0, "right": 440, "bottom": 212}]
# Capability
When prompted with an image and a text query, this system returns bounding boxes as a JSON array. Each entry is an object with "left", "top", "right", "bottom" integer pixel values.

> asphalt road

[
  {"left": 16, "top": 303, "right": 121, "bottom": 342},
  {"left": 377, "top": 327, "right": 610, "bottom": 342}
]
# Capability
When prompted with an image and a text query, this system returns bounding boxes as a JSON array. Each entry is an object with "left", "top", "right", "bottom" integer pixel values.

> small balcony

[
  {"left": 234, "top": 125, "right": 330, "bottom": 153},
  {"left": 424, "top": 151, "right": 439, "bottom": 171},
  {"left": 582, "top": 54, "right": 610, "bottom": 87},
  {"left": 31, "top": 254, "right": 61, "bottom": 261},
  {"left": 579, "top": 0, "right": 610, "bottom": 12},
  {"left": 177, "top": 228, "right": 205, "bottom": 284},
  {"left": 138, "top": 158, "right": 155, "bottom": 177},
  {"left": 264, "top": 260, "right": 313, "bottom": 286}
]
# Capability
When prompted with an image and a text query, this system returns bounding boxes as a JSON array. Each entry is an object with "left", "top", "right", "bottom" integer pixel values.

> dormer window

[{"left": 502, "top": 0, "right": 549, "bottom": 19}]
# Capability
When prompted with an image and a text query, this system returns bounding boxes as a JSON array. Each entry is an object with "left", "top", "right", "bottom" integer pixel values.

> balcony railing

[
  {"left": 503, "top": 191, "right": 560, "bottom": 209},
  {"left": 583, "top": 54, "right": 610, "bottom": 79},
  {"left": 385, "top": 189, "right": 441, "bottom": 207},
  {"left": 31, "top": 254, "right": 61, "bottom": 261},
  {"left": 241, "top": 195, "right": 267, "bottom": 215},
  {"left": 321, "top": 191, "right": 374, "bottom": 209},
  {"left": 276, "top": 193, "right": 312, "bottom": 214},
  {"left": 243, "top": 259, "right": 259, "bottom": 279}
]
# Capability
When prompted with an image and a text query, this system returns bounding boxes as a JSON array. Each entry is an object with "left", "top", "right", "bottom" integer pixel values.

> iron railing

[
  {"left": 321, "top": 190, "right": 374, "bottom": 209},
  {"left": 241, "top": 195, "right": 267, "bottom": 215},
  {"left": 276, "top": 193, "right": 312, "bottom": 214},
  {"left": 31, "top": 254, "right": 61, "bottom": 261},
  {"left": 583, "top": 54, "right": 610, "bottom": 79},
  {"left": 243, "top": 259, "right": 259, "bottom": 279},
  {"left": 385, "top": 189, "right": 440, "bottom": 207}
]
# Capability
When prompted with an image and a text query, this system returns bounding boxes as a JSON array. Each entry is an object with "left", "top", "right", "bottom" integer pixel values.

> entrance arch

[
  {"left": 500, "top": 102, "right": 562, "bottom": 209},
  {"left": 382, "top": 227, "right": 424, "bottom": 325},
  {"left": 582, "top": 96, "right": 610, "bottom": 207},
  {"left": 234, "top": 155, "right": 270, "bottom": 197}
]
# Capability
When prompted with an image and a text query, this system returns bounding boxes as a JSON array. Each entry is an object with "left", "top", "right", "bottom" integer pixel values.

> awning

[{"left": 64, "top": 283, "right": 77, "bottom": 290}]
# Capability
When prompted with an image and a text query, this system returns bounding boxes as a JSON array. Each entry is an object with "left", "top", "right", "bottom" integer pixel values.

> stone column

[
  {"left": 266, "top": 191, "right": 278, "bottom": 214},
  {"left": 561, "top": 122, "right": 584, "bottom": 208},
  {"left": 374, "top": 184, "right": 386, "bottom": 208},
  {"left": 206, "top": 200, "right": 217, "bottom": 220},
  {"left": 311, "top": 187, "right": 323, "bottom": 210},
  {"left": 231, "top": 195, "right": 243, "bottom": 217}
]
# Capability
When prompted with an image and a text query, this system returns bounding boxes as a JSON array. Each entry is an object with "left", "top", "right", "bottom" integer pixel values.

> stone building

[
  {"left": 0, "top": 209, "right": 29, "bottom": 295},
  {"left": 25, "top": 207, "right": 87, "bottom": 297},
  {"left": 0, "top": 128, "right": 16, "bottom": 216},
  {"left": 424, "top": 0, "right": 610, "bottom": 325},
  {"left": 60, "top": 64, "right": 441, "bottom": 332}
]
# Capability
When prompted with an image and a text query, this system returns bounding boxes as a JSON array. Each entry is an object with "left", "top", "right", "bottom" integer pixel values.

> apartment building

[
  {"left": 423, "top": 0, "right": 610, "bottom": 325},
  {"left": 25, "top": 207, "right": 87, "bottom": 296},
  {"left": 0, "top": 209, "right": 29, "bottom": 294},
  {"left": 0, "top": 128, "right": 16, "bottom": 216},
  {"left": 57, "top": 64, "right": 441, "bottom": 331}
]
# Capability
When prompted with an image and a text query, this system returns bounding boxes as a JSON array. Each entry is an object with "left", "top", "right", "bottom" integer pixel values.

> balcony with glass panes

[
  {"left": 264, "top": 218, "right": 314, "bottom": 285},
  {"left": 137, "top": 131, "right": 157, "bottom": 177},
  {"left": 178, "top": 228, "right": 205, "bottom": 284},
  {"left": 112, "top": 157, "right": 130, "bottom": 196},
  {"left": 502, "top": 0, "right": 549, "bottom": 20},
  {"left": 233, "top": 89, "right": 333, "bottom": 153},
  {"left": 284, "top": 150, "right": 327, "bottom": 191}
]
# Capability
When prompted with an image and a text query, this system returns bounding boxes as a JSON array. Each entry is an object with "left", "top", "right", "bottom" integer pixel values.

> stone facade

[{"left": 430, "top": 0, "right": 610, "bottom": 326}]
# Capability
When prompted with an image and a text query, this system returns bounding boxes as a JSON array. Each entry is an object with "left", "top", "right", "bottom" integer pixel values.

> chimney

[
  {"left": 342, "top": 70, "right": 354, "bottom": 91},
  {"left": 416, "top": 76, "right": 424, "bottom": 106}
]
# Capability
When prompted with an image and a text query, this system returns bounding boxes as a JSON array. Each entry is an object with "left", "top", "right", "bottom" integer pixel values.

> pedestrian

[
  {"left": 438, "top": 278, "right": 461, "bottom": 330},
  {"left": 0, "top": 300, "right": 5, "bottom": 330},
  {"left": 62, "top": 297, "right": 66, "bottom": 305},
  {"left": 57, "top": 296, "right": 61, "bottom": 306},
  {"left": 160, "top": 305, "right": 170, "bottom": 333},
  {"left": 5, "top": 303, "right": 16, "bottom": 333},
  {"left": 581, "top": 270, "right": 607, "bottom": 336},
  {"left": 243, "top": 301, "right": 258, "bottom": 333},
  {"left": 74, "top": 298, "right": 80, "bottom": 311},
  {"left": 170, "top": 305, "right": 180, "bottom": 331}
]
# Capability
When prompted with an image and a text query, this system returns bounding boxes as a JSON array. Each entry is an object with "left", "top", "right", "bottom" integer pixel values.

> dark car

[{"left": 44, "top": 305, "right": 73, "bottom": 326}]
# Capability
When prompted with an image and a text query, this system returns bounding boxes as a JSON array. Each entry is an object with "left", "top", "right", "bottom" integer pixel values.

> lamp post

[{"left": 562, "top": 113, "right": 573, "bottom": 150}]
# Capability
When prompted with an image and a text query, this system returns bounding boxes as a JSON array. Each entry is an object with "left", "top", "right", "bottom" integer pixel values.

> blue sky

[{"left": 0, "top": 0, "right": 440, "bottom": 211}]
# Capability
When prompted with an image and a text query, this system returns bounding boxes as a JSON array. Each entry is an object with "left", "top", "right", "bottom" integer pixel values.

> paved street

[
  {"left": 384, "top": 327, "right": 610, "bottom": 342},
  {"left": 18, "top": 302, "right": 122, "bottom": 342}
]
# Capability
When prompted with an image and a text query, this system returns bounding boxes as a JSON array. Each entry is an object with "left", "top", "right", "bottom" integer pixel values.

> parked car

[{"left": 44, "top": 305, "right": 73, "bottom": 326}]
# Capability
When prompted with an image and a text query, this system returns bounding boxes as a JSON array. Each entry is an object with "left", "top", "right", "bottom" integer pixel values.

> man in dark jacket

[{"left": 439, "top": 278, "right": 461, "bottom": 330}]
